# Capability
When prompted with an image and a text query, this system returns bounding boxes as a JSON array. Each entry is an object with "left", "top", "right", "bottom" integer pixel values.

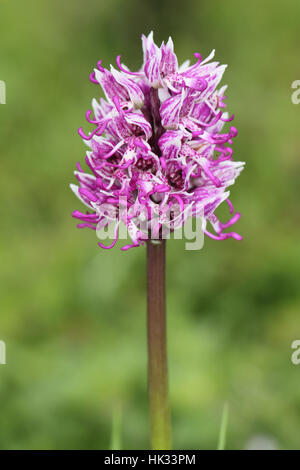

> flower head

[{"left": 71, "top": 32, "right": 244, "bottom": 250}]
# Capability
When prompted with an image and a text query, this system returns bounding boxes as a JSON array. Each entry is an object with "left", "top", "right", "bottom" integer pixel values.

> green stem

[{"left": 146, "top": 239, "right": 171, "bottom": 450}]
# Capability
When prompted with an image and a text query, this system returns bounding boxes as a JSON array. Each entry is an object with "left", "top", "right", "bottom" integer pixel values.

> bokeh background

[{"left": 0, "top": 0, "right": 300, "bottom": 450}]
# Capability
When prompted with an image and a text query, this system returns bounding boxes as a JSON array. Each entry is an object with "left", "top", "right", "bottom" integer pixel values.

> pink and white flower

[{"left": 71, "top": 32, "right": 244, "bottom": 250}]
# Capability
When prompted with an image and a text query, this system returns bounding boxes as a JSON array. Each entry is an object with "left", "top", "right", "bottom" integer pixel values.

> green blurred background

[{"left": 0, "top": 0, "right": 300, "bottom": 450}]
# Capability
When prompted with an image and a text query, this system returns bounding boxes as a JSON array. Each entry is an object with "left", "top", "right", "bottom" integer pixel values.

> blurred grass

[
  {"left": 218, "top": 403, "right": 229, "bottom": 450},
  {"left": 0, "top": 0, "right": 300, "bottom": 449},
  {"left": 110, "top": 406, "right": 122, "bottom": 450}
]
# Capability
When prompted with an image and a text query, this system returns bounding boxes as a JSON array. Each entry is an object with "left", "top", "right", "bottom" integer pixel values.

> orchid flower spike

[{"left": 71, "top": 32, "right": 245, "bottom": 250}]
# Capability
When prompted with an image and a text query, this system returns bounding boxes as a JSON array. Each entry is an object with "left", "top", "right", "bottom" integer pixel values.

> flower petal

[
  {"left": 124, "top": 111, "right": 152, "bottom": 139},
  {"left": 160, "top": 89, "right": 186, "bottom": 130},
  {"left": 110, "top": 66, "right": 144, "bottom": 109},
  {"left": 158, "top": 130, "right": 183, "bottom": 159},
  {"left": 160, "top": 37, "right": 178, "bottom": 77},
  {"left": 94, "top": 68, "right": 128, "bottom": 103}
]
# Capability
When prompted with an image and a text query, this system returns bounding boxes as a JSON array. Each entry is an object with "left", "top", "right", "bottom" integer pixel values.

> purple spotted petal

[
  {"left": 158, "top": 130, "right": 183, "bottom": 159},
  {"left": 160, "top": 37, "right": 178, "bottom": 77},
  {"left": 110, "top": 66, "right": 144, "bottom": 108},
  {"left": 94, "top": 68, "right": 128, "bottom": 103},
  {"left": 160, "top": 90, "right": 186, "bottom": 130}
]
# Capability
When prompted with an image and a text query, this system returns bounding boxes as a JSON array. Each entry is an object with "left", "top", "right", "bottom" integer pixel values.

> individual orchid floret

[{"left": 71, "top": 32, "right": 244, "bottom": 250}]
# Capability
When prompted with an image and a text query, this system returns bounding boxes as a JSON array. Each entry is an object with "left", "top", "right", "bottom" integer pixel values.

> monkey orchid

[{"left": 71, "top": 32, "right": 244, "bottom": 450}]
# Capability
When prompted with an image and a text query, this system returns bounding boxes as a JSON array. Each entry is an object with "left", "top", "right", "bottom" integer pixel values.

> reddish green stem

[{"left": 147, "top": 239, "right": 171, "bottom": 450}]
